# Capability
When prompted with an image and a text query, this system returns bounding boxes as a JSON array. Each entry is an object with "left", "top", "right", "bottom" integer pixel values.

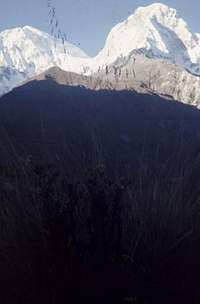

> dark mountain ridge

[
  {"left": 0, "top": 76, "right": 200, "bottom": 175},
  {"left": 1, "top": 76, "right": 200, "bottom": 303}
]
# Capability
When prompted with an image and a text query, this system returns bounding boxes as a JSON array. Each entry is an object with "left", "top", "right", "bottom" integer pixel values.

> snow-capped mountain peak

[
  {"left": 134, "top": 3, "right": 177, "bottom": 18},
  {"left": 1, "top": 3, "right": 200, "bottom": 99},
  {"left": 0, "top": 25, "right": 93, "bottom": 96},
  {"left": 95, "top": 3, "right": 200, "bottom": 75},
  {"left": 0, "top": 25, "right": 89, "bottom": 76}
]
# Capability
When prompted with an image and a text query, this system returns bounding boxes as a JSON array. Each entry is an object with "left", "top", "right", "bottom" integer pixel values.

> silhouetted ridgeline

[
  {"left": 0, "top": 79, "right": 200, "bottom": 303},
  {"left": 0, "top": 78, "right": 200, "bottom": 171}
]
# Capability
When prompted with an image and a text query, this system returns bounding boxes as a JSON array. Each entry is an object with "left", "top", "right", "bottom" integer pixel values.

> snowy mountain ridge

[
  {"left": 94, "top": 3, "right": 200, "bottom": 75},
  {"left": 0, "top": 25, "right": 89, "bottom": 75},
  {"left": 1, "top": 3, "right": 200, "bottom": 100}
]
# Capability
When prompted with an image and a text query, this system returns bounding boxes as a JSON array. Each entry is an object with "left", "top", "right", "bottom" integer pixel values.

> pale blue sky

[{"left": 0, "top": 0, "right": 199, "bottom": 56}]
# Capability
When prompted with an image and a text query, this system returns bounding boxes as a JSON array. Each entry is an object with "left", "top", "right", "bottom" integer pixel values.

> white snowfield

[
  {"left": 0, "top": 25, "right": 89, "bottom": 75},
  {"left": 95, "top": 3, "right": 200, "bottom": 75},
  {"left": 1, "top": 3, "right": 200, "bottom": 103}
]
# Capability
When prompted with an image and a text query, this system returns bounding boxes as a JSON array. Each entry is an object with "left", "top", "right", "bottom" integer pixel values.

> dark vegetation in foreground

[
  {"left": 1, "top": 161, "right": 200, "bottom": 304},
  {"left": 1, "top": 81, "right": 200, "bottom": 303}
]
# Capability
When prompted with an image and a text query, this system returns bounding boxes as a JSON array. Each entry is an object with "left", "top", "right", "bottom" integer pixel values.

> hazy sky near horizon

[{"left": 0, "top": 0, "right": 200, "bottom": 56}]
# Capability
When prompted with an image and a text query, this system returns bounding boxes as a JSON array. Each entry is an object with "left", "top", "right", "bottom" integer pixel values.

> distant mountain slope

[
  {"left": 1, "top": 3, "right": 200, "bottom": 106},
  {"left": 99, "top": 52, "right": 200, "bottom": 107},
  {"left": 2, "top": 3, "right": 200, "bottom": 78},
  {"left": 31, "top": 59, "right": 200, "bottom": 108},
  {"left": 94, "top": 3, "right": 200, "bottom": 75},
  {"left": 0, "top": 26, "right": 90, "bottom": 96},
  {"left": 0, "top": 77, "right": 200, "bottom": 176},
  {"left": 30, "top": 66, "right": 115, "bottom": 91},
  {"left": 25, "top": 66, "right": 148, "bottom": 93},
  {"left": 0, "top": 26, "right": 88, "bottom": 74}
]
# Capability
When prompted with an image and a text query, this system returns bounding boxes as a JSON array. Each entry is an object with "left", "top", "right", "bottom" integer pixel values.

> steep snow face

[
  {"left": 1, "top": 3, "right": 200, "bottom": 98},
  {"left": 1, "top": 4, "right": 200, "bottom": 78},
  {"left": 94, "top": 3, "right": 200, "bottom": 75},
  {"left": 0, "top": 25, "right": 92, "bottom": 95},
  {"left": 0, "top": 26, "right": 89, "bottom": 76},
  {"left": 0, "top": 67, "right": 27, "bottom": 97}
]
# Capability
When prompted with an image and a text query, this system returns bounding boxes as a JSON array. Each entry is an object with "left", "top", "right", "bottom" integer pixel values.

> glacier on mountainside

[{"left": 1, "top": 3, "right": 200, "bottom": 105}]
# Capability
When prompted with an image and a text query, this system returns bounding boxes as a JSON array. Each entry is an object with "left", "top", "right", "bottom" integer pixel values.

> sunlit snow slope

[
  {"left": 1, "top": 3, "right": 200, "bottom": 98},
  {"left": 94, "top": 3, "right": 200, "bottom": 75}
]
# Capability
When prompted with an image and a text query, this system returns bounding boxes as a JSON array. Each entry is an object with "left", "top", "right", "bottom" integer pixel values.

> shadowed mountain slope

[
  {"left": 27, "top": 61, "right": 200, "bottom": 109},
  {"left": 1, "top": 78, "right": 200, "bottom": 303},
  {"left": 0, "top": 76, "right": 200, "bottom": 178}
]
